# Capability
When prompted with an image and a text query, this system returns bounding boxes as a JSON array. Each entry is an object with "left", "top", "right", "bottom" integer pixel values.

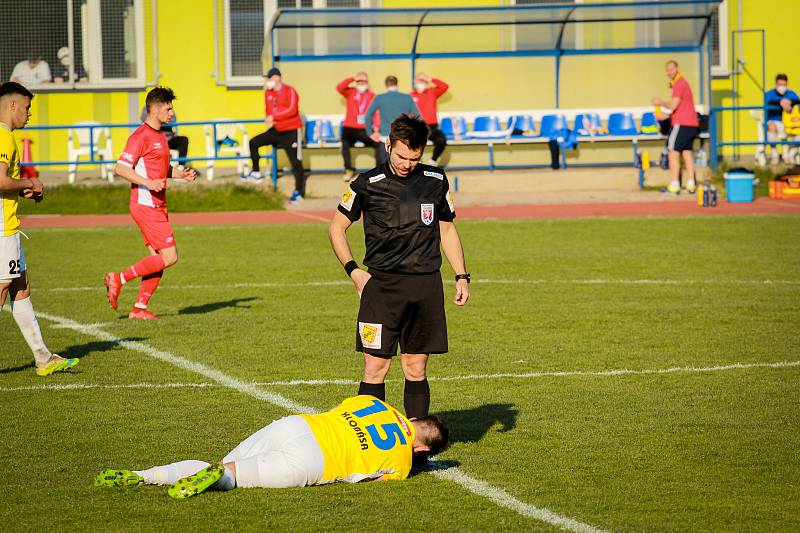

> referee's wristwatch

[{"left": 455, "top": 273, "right": 471, "bottom": 283}]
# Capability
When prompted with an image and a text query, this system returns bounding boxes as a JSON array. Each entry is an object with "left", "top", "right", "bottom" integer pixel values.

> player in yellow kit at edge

[
  {"left": 95, "top": 395, "right": 448, "bottom": 498},
  {"left": 0, "top": 82, "right": 78, "bottom": 376}
]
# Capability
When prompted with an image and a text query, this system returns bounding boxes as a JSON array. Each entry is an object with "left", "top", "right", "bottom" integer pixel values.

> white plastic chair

[
  {"left": 67, "top": 121, "right": 114, "bottom": 183},
  {"left": 204, "top": 120, "right": 249, "bottom": 181}
]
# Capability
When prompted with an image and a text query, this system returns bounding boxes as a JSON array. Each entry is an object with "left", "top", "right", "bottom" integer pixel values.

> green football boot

[
  {"left": 168, "top": 464, "right": 225, "bottom": 499},
  {"left": 36, "top": 355, "right": 79, "bottom": 377},
  {"left": 94, "top": 469, "right": 144, "bottom": 487}
]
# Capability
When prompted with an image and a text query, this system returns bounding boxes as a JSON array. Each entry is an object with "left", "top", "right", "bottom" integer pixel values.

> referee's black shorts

[
  {"left": 666, "top": 125, "right": 698, "bottom": 153},
  {"left": 356, "top": 271, "right": 448, "bottom": 356}
]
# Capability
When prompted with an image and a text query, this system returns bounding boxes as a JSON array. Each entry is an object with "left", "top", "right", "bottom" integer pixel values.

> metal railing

[{"left": 20, "top": 119, "right": 280, "bottom": 190}]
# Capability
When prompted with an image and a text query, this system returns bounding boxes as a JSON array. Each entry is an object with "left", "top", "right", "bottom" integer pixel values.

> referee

[{"left": 329, "top": 114, "right": 470, "bottom": 419}]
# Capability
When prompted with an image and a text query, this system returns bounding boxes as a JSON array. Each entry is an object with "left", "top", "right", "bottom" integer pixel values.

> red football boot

[{"left": 128, "top": 307, "right": 159, "bottom": 320}]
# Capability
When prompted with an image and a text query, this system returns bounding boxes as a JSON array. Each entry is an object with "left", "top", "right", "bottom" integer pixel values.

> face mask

[
  {"left": 415, "top": 82, "right": 427, "bottom": 92},
  {"left": 387, "top": 86, "right": 398, "bottom": 92},
  {"left": 356, "top": 84, "right": 368, "bottom": 93},
  {"left": 266, "top": 80, "right": 276, "bottom": 89},
  {"left": 777, "top": 85, "right": 787, "bottom": 95}
]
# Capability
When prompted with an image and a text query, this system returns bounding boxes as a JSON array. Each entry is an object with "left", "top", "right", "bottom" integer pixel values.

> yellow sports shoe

[
  {"left": 94, "top": 469, "right": 144, "bottom": 487},
  {"left": 168, "top": 464, "right": 225, "bottom": 499},
  {"left": 35, "top": 355, "right": 79, "bottom": 377}
]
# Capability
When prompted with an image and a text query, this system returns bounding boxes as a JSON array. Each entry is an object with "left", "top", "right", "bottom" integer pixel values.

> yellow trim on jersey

[
  {"left": 0, "top": 126, "right": 21, "bottom": 236},
  {"left": 300, "top": 395, "right": 415, "bottom": 483}
]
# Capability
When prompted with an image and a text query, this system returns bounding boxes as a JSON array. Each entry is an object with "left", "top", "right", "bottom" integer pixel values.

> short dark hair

[
  {"left": 776, "top": 73, "right": 788, "bottom": 83},
  {"left": 415, "top": 415, "right": 449, "bottom": 457},
  {"left": 385, "top": 75, "right": 398, "bottom": 87},
  {"left": 145, "top": 86, "right": 176, "bottom": 111},
  {"left": 389, "top": 114, "right": 429, "bottom": 151},
  {"left": 0, "top": 82, "right": 34, "bottom": 100}
]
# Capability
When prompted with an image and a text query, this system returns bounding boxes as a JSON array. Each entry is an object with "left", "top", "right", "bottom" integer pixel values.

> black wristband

[{"left": 344, "top": 260, "right": 359, "bottom": 276}]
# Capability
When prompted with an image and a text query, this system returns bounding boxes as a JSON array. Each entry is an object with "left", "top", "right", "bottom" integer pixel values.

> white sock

[
  {"left": 10, "top": 296, "right": 52, "bottom": 366},
  {"left": 686, "top": 179, "right": 696, "bottom": 189},
  {"left": 669, "top": 180, "right": 680, "bottom": 191},
  {"left": 767, "top": 131, "right": 778, "bottom": 145},
  {"left": 133, "top": 460, "right": 210, "bottom": 485},
  {"left": 213, "top": 466, "right": 236, "bottom": 491}
]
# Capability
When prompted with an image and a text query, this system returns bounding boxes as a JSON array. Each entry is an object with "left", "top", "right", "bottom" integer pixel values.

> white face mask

[
  {"left": 266, "top": 80, "right": 276, "bottom": 89},
  {"left": 415, "top": 82, "right": 427, "bottom": 92},
  {"left": 777, "top": 85, "right": 787, "bottom": 95},
  {"left": 356, "top": 84, "right": 368, "bottom": 93},
  {"left": 387, "top": 86, "right": 398, "bottom": 92}
]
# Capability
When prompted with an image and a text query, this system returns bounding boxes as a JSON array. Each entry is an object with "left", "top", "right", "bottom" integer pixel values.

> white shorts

[
  {"left": 0, "top": 233, "right": 26, "bottom": 283},
  {"left": 222, "top": 415, "right": 325, "bottom": 488}
]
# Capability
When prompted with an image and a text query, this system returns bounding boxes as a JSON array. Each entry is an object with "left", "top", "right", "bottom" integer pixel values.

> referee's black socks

[
  {"left": 358, "top": 381, "right": 386, "bottom": 401},
  {"left": 404, "top": 378, "right": 430, "bottom": 419}
]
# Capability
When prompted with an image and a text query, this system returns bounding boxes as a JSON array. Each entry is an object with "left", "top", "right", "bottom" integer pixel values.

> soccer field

[{"left": 3, "top": 214, "right": 799, "bottom": 532}]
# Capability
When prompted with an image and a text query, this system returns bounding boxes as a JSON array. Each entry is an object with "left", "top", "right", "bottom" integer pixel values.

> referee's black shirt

[{"left": 337, "top": 162, "right": 456, "bottom": 274}]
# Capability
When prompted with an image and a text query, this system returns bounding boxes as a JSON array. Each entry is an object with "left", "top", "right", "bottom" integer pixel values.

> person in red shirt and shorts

[
  {"left": 652, "top": 60, "right": 699, "bottom": 195},
  {"left": 410, "top": 73, "right": 449, "bottom": 165},
  {"left": 104, "top": 87, "right": 197, "bottom": 320}
]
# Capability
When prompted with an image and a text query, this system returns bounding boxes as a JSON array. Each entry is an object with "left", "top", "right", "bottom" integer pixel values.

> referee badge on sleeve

[
  {"left": 359, "top": 322, "right": 382, "bottom": 350},
  {"left": 421, "top": 203, "right": 435, "bottom": 225},
  {"left": 340, "top": 185, "right": 356, "bottom": 211}
]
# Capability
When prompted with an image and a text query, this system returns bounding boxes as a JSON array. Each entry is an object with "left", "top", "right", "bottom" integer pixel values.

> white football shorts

[
  {"left": 222, "top": 415, "right": 325, "bottom": 488},
  {"left": 0, "top": 233, "right": 26, "bottom": 282}
]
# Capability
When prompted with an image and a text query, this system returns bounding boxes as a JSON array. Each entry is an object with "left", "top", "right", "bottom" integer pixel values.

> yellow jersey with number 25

[
  {"left": 300, "top": 395, "right": 415, "bottom": 484},
  {"left": 0, "top": 125, "right": 21, "bottom": 236}
]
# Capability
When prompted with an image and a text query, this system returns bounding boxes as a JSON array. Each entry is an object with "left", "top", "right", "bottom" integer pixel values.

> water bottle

[{"left": 710, "top": 185, "right": 718, "bottom": 206}]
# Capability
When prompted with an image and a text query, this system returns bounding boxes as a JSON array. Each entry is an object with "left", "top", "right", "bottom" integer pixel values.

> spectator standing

[
  {"left": 652, "top": 60, "right": 698, "bottom": 195},
  {"left": 337, "top": 72, "right": 380, "bottom": 182},
  {"left": 410, "top": 72, "right": 449, "bottom": 165},
  {"left": 364, "top": 76, "right": 421, "bottom": 165},
  {"left": 247, "top": 68, "right": 306, "bottom": 202}
]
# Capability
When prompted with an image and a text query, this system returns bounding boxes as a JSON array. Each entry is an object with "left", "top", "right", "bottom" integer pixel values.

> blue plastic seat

[
  {"left": 305, "top": 120, "right": 320, "bottom": 144},
  {"left": 573, "top": 113, "right": 607, "bottom": 136},
  {"left": 318, "top": 120, "right": 338, "bottom": 142},
  {"left": 539, "top": 114, "right": 568, "bottom": 139},
  {"left": 506, "top": 115, "right": 537, "bottom": 137},
  {"left": 468, "top": 115, "right": 505, "bottom": 139},
  {"left": 439, "top": 116, "right": 468, "bottom": 140},
  {"left": 640, "top": 112, "right": 659, "bottom": 134},
  {"left": 607, "top": 112, "right": 638, "bottom": 136}
]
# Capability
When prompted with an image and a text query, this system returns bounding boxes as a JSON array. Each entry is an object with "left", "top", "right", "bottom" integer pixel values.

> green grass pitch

[{"left": 2, "top": 215, "right": 799, "bottom": 532}]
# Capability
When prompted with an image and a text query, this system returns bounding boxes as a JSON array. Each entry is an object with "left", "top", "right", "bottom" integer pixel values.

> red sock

[
  {"left": 121, "top": 255, "right": 166, "bottom": 283},
  {"left": 135, "top": 271, "right": 163, "bottom": 309}
]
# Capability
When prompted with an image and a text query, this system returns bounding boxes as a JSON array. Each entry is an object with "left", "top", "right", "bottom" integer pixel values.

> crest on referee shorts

[
  {"left": 420, "top": 203, "right": 435, "bottom": 226},
  {"left": 359, "top": 322, "right": 382, "bottom": 350}
]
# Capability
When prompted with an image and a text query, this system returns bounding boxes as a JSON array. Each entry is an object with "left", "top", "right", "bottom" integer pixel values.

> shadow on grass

[
  {"left": 0, "top": 361, "right": 35, "bottom": 374},
  {"left": 61, "top": 338, "right": 146, "bottom": 359},
  {"left": 176, "top": 296, "right": 259, "bottom": 316},
  {"left": 437, "top": 403, "right": 518, "bottom": 444}
]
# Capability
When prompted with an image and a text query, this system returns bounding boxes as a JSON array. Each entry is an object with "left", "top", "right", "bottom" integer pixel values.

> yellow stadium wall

[{"left": 19, "top": 0, "right": 800, "bottom": 173}]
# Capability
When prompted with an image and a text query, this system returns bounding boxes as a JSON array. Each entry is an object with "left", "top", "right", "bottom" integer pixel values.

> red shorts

[{"left": 130, "top": 203, "right": 175, "bottom": 251}]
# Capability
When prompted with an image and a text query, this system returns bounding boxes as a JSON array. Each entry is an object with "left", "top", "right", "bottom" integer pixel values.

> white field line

[
  {"left": 29, "top": 311, "right": 604, "bottom": 533},
  {"left": 35, "top": 278, "right": 800, "bottom": 293},
  {"left": 34, "top": 312, "right": 313, "bottom": 414},
  {"left": 4, "top": 360, "right": 798, "bottom": 394},
  {"left": 430, "top": 467, "right": 604, "bottom": 533}
]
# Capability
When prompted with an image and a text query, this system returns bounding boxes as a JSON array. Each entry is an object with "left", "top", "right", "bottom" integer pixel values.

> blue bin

[{"left": 724, "top": 171, "right": 755, "bottom": 203}]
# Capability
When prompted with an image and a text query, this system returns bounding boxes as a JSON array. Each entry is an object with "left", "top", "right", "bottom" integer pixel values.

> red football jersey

[{"left": 117, "top": 123, "right": 171, "bottom": 208}]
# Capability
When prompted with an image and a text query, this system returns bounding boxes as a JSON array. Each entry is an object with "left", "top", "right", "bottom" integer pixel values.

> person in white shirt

[{"left": 10, "top": 58, "right": 51, "bottom": 85}]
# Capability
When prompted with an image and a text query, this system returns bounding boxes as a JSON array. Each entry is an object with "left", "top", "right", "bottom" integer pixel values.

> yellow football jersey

[
  {"left": 0, "top": 125, "right": 21, "bottom": 236},
  {"left": 300, "top": 395, "right": 415, "bottom": 483}
]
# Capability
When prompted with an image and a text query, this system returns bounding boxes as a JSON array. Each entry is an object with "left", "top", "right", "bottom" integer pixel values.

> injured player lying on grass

[{"left": 95, "top": 395, "right": 448, "bottom": 499}]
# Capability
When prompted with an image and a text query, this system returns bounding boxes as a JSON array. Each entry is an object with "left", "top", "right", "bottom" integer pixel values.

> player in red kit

[{"left": 103, "top": 87, "right": 196, "bottom": 320}]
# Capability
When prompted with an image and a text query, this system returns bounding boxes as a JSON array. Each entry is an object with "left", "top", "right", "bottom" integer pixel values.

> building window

[
  {"left": 710, "top": 0, "right": 729, "bottom": 76},
  {"left": 0, "top": 0, "right": 144, "bottom": 88}
]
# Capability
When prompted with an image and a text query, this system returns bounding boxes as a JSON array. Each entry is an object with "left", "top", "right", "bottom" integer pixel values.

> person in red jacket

[
  {"left": 410, "top": 73, "right": 449, "bottom": 165},
  {"left": 337, "top": 72, "right": 380, "bottom": 182},
  {"left": 247, "top": 67, "right": 306, "bottom": 202}
]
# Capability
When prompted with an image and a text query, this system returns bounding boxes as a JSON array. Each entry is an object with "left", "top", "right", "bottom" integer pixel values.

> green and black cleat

[
  {"left": 167, "top": 464, "right": 225, "bottom": 499},
  {"left": 94, "top": 469, "right": 144, "bottom": 487}
]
